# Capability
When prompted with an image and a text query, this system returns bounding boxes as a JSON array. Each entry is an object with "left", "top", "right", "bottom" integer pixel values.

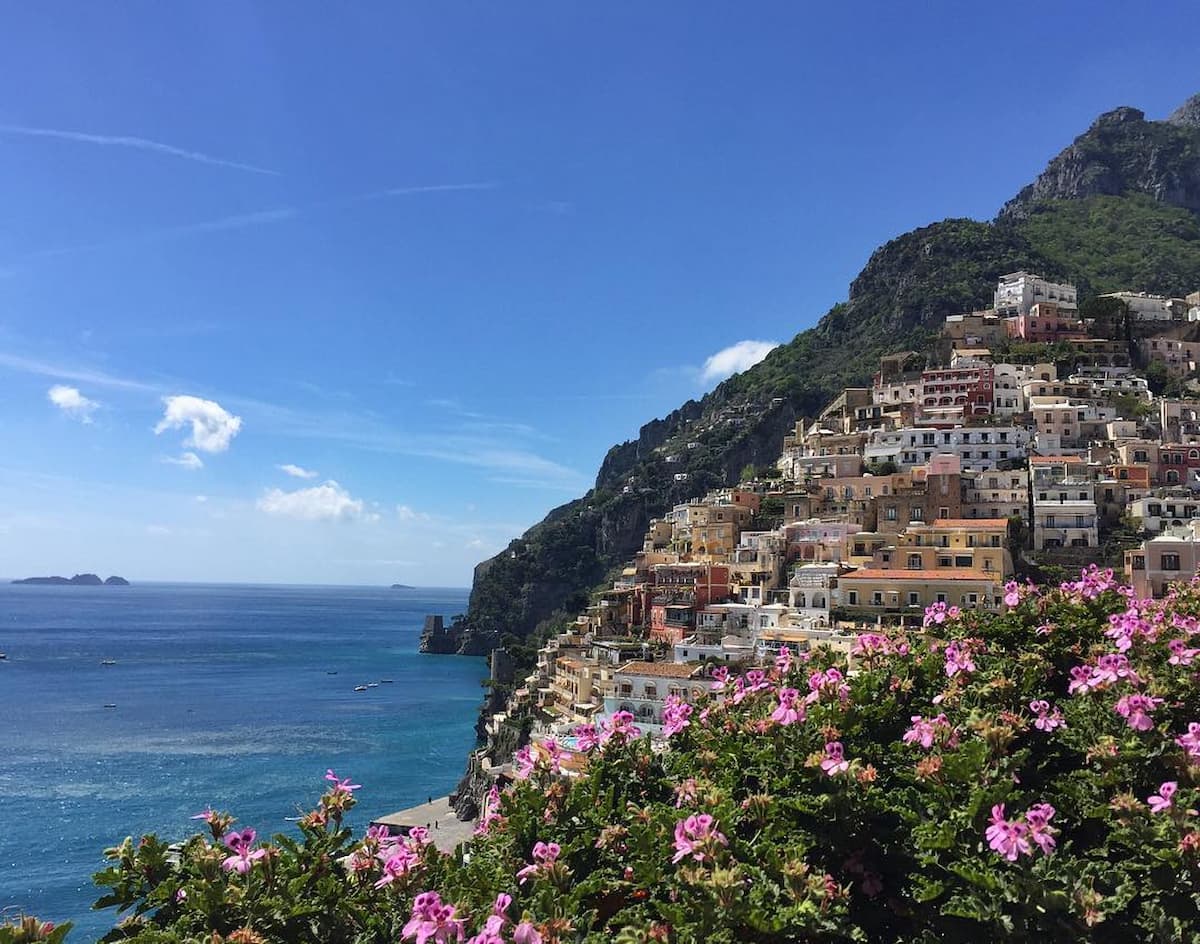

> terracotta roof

[
  {"left": 840, "top": 569, "right": 994, "bottom": 581},
  {"left": 614, "top": 660, "right": 702, "bottom": 679},
  {"left": 931, "top": 518, "right": 1009, "bottom": 528},
  {"left": 1029, "top": 456, "right": 1085, "bottom": 464}
]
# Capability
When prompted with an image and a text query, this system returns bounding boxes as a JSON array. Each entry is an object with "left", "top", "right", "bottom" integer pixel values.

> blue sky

[{"left": 1, "top": 2, "right": 1198, "bottom": 585}]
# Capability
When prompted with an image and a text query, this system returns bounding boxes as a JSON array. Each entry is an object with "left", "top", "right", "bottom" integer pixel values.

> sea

[{"left": 0, "top": 583, "right": 483, "bottom": 941}]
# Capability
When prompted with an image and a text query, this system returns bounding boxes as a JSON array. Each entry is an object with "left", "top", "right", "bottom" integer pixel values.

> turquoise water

[{"left": 0, "top": 583, "right": 482, "bottom": 940}]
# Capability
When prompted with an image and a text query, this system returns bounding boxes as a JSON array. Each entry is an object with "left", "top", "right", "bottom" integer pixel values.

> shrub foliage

[{"left": 8, "top": 568, "right": 1200, "bottom": 942}]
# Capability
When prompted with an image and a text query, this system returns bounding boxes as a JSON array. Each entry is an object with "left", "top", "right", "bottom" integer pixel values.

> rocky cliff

[{"left": 1001, "top": 104, "right": 1200, "bottom": 219}]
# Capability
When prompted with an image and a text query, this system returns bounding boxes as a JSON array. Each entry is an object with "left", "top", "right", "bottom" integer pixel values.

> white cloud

[
  {"left": 145, "top": 524, "right": 171, "bottom": 536},
  {"left": 700, "top": 340, "right": 779, "bottom": 383},
  {"left": 278, "top": 463, "right": 318, "bottom": 479},
  {"left": 396, "top": 504, "right": 431, "bottom": 522},
  {"left": 155, "top": 395, "right": 242, "bottom": 453},
  {"left": 257, "top": 480, "right": 370, "bottom": 521},
  {"left": 163, "top": 451, "right": 204, "bottom": 470},
  {"left": 47, "top": 384, "right": 99, "bottom": 422},
  {"left": 194, "top": 495, "right": 209, "bottom": 503},
  {"left": 0, "top": 124, "right": 278, "bottom": 176}
]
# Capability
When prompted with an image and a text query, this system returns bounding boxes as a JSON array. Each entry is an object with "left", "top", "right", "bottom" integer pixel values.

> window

[
  {"left": 847, "top": 590, "right": 858, "bottom": 605},
  {"left": 1162, "top": 554, "right": 1181, "bottom": 572},
  {"left": 907, "top": 554, "right": 922, "bottom": 569},
  {"left": 910, "top": 507, "right": 924, "bottom": 521},
  {"left": 908, "top": 591, "right": 920, "bottom": 605},
  {"left": 1131, "top": 555, "right": 1145, "bottom": 570},
  {"left": 955, "top": 555, "right": 972, "bottom": 567},
  {"left": 872, "top": 592, "right": 883, "bottom": 606},
  {"left": 884, "top": 506, "right": 897, "bottom": 521},
  {"left": 938, "top": 556, "right": 953, "bottom": 567},
  {"left": 939, "top": 506, "right": 950, "bottom": 518},
  {"left": 644, "top": 684, "right": 657, "bottom": 699},
  {"left": 936, "top": 593, "right": 947, "bottom": 603}
]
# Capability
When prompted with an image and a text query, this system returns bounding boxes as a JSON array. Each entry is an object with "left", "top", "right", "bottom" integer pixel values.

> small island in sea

[
  {"left": 12, "top": 574, "right": 130, "bottom": 586},
  {"left": 389, "top": 583, "right": 415, "bottom": 590}
]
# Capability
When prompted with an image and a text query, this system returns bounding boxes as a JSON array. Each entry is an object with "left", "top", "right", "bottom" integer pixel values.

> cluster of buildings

[{"left": 487, "top": 272, "right": 1200, "bottom": 747}]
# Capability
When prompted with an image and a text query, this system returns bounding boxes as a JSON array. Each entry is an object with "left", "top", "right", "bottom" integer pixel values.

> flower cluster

[
  {"left": 671, "top": 813, "right": 728, "bottom": 865},
  {"left": 986, "top": 803, "right": 1057, "bottom": 861}
]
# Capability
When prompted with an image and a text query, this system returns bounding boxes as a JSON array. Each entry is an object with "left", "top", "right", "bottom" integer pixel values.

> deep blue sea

[{"left": 0, "top": 583, "right": 481, "bottom": 941}]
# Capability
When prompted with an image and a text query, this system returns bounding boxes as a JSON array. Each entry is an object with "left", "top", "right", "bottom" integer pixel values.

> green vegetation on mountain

[
  {"left": 449, "top": 96, "right": 1200, "bottom": 666},
  {"left": 1012, "top": 194, "right": 1200, "bottom": 297}
]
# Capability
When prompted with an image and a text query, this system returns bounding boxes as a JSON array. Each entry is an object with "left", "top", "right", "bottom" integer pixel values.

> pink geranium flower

[
  {"left": 662, "top": 695, "right": 693, "bottom": 737},
  {"left": 515, "top": 841, "right": 561, "bottom": 884},
  {"left": 220, "top": 828, "right": 267, "bottom": 874},
  {"left": 1115, "top": 693, "right": 1163, "bottom": 732},
  {"left": 902, "top": 713, "right": 954, "bottom": 750},
  {"left": 1148, "top": 781, "right": 1178, "bottom": 813},
  {"left": 985, "top": 804, "right": 1031, "bottom": 861},
  {"left": 402, "top": 891, "right": 465, "bottom": 944},
  {"left": 770, "top": 687, "right": 804, "bottom": 726},
  {"left": 671, "top": 813, "right": 728, "bottom": 865},
  {"left": 943, "top": 642, "right": 976, "bottom": 678},
  {"left": 820, "top": 741, "right": 850, "bottom": 776},
  {"left": 324, "top": 769, "right": 362, "bottom": 795},
  {"left": 572, "top": 723, "right": 600, "bottom": 753},
  {"left": 1029, "top": 699, "right": 1065, "bottom": 732},
  {"left": 1177, "top": 722, "right": 1200, "bottom": 760},
  {"left": 1024, "top": 803, "right": 1057, "bottom": 855}
]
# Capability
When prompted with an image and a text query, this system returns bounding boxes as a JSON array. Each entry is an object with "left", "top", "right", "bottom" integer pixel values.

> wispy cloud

[
  {"left": 278, "top": 463, "right": 319, "bottom": 480},
  {"left": 0, "top": 124, "right": 278, "bottom": 175},
  {"left": 3, "top": 181, "right": 494, "bottom": 272},
  {"left": 162, "top": 452, "right": 204, "bottom": 471},
  {"left": 378, "top": 182, "right": 497, "bottom": 197},
  {"left": 0, "top": 351, "right": 160, "bottom": 392}
]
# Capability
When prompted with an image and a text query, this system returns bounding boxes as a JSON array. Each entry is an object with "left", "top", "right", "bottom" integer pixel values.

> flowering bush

[{"left": 22, "top": 568, "right": 1200, "bottom": 942}]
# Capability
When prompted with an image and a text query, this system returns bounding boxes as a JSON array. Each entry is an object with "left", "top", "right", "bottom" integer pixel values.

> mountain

[{"left": 441, "top": 94, "right": 1200, "bottom": 659}]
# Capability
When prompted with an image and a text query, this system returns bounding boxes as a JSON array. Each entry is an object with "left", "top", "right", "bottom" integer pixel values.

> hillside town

[{"left": 474, "top": 271, "right": 1200, "bottom": 763}]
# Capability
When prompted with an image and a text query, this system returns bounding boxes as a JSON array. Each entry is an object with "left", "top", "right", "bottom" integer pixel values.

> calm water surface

[{"left": 0, "top": 583, "right": 481, "bottom": 940}]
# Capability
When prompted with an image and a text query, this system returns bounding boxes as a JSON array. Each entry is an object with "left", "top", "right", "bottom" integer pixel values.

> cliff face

[
  {"left": 1001, "top": 105, "right": 1200, "bottom": 219},
  {"left": 450, "top": 92, "right": 1200, "bottom": 658}
]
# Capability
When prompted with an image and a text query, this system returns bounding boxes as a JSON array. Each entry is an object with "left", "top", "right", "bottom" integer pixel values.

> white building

[
  {"left": 964, "top": 469, "right": 1030, "bottom": 522},
  {"left": 1067, "top": 368, "right": 1151, "bottom": 402},
  {"left": 786, "top": 562, "right": 840, "bottom": 624},
  {"left": 992, "top": 363, "right": 1028, "bottom": 414},
  {"left": 602, "top": 661, "right": 707, "bottom": 735},
  {"left": 869, "top": 425, "right": 1033, "bottom": 472},
  {"left": 994, "top": 272, "right": 1078, "bottom": 315},
  {"left": 1100, "top": 291, "right": 1187, "bottom": 322},
  {"left": 1130, "top": 493, "right": 1200, "bottom": 533},
  {"left": 1032, "top": 481, "right": 1098, "bottom": 550}
]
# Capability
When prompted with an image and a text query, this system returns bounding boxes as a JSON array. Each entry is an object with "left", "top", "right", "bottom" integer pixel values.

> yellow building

[{"left": 835, "top": 568, "right": 1000, "bottom": 627}]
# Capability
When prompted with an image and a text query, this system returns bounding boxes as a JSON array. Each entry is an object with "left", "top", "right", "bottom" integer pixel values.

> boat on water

[
  {"left": 0, "top": 652, "right": 7, "bottom": 660},
  {"left": 100, "top": 659, "right": 117, "bottom": 666},
  {"left": 367, "top": 682, "right": 379, "bottom": 688},
  {"left": 103, "top": 703, "right": 117, "bottom": 709},
  {"left": 354, "top": 685, "right": 368, "bottom": 692},
  {"left": 326, "top": 670, "right": 338, "bottom": 675},
  {"left": 379, "top": 678, "right": 394, "bottom": 683}
]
